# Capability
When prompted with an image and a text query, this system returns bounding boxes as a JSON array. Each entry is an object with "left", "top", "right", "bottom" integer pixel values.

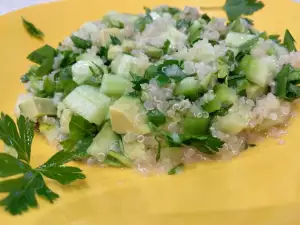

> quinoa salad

[{"left": 15, "top": 5, "right": 300, "bottom": 174}]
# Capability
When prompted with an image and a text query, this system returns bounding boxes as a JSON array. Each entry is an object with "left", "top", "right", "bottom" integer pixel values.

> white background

[{"left": 0, "top": 0, "right": 55, "bottom": 15}]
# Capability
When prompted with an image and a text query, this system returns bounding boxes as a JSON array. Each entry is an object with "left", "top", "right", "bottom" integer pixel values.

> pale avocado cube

[
  {"left": 107, "top": 45, "right": 123, "bottom": 60},
  {"left": 87, "top": 122, "right": 119, "bottom": 161},
  {"left": 99, "top": 28, "right": 123, "bottom": 46},
  {"left": 19, "top": 97, "right": 57, "bottom": 119},
  {"left": 122, "top": 138, "right": 147, "bottom": 161},
  {"left": 159, "top": 147, "right": 184, "bottom": 169},
  {"left": 109, "top": 96, "right": 150, "bottom": 134},
  {"left": 63, "top": 85, "right": 111, "bottom": 125},
  {"left": 60, "top": 109, "right": 73, "bottom": 134}
]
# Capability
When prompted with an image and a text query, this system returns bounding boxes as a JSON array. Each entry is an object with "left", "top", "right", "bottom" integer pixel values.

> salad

[
  {"left": 16, "top": 4, "right": 300, "bottom": 174},
  {"left": 1, "top": 0, "right": 300, "bottom": 216}
]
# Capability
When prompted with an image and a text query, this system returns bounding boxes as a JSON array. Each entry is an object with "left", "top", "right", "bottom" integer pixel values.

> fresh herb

[
  {"left": 144, "top": 65, "right": 158, "bottom": 80},
  {"left": 27, "top": 45, "right": 56, "bottom": 77},
  {"left": 70, "top": 35, "right": 92, "bottom": 49},
  {"left": 0, "top": 114, "right": 86, "bottom": 215},
  {"left": 129, "top": 73, "right": 149, "bottom": 96},
  {"left": 201, "top": 0, "right": 264, "bottom": 21},
  {"left": 55, "top": 67, "right": 78, "bottom": 96},
  {"left": 168, "top": 163, "right": 184, "bottom": 175},
  {"left": 275, "top": 64, "right": 300, "bottom": 101},
  {"left": 155, "top": 136, "right": 161, "bottom": 162},
  {"left": 176, "top": 19, "right": 192, "bottom": 30},
  {"left": 134, "top": 8, "right": 153, "bottom": 32},
  {"left": 202, "top": 14, "right": 211, "bottom": 23},
  {"left": 147, "top": 109, "right": 166, "bottom": 126},
  {"left": 157, "top": 6, "right": 181, "bottom": 15},
  {"left": 59, "top": 51, "right": 80, "bottom": 68},
  {"left": 20, "top": 65, "right": 39, "bottom": 83},
  {"left": 22, "top": 17, "right": 44, "bottom": 40},
  {"left": 107, "top": 151, "right": 133, "bottom": 168},
  {"left": 149, "top": 122, "right": 224, "bottom": 154},
  {"left": 269, "top": 34, "right": 281, "bottom": 44},
  {"left": 61, "top": 114, "right": 97, "bottom": 151},
  {"left": 97, "top": 46, "right": 109, "bottom": 65},
  {"left": 110, "top": 35, "right": 122, "bottom": 45},
  {"left": 43, "top": 77, "right": 56, "bottom": 97},
  {"left": 283, "top": 29, "right": 297, "bottom": 52},
  {"left": 162, "top": 39, "right": 171, "bottom": 54}
]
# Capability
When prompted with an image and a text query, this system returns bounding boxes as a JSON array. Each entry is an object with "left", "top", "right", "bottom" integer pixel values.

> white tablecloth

[{"left": 0, "top": 0, "right": 55, "bottom": 15}]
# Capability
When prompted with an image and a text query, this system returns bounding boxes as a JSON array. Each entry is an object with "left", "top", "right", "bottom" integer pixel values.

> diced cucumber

[
  {"left": 203, "top": 85, "right": 237, "bottom": 113},
  {"left": 111, "top": 54, "right": 135, "bottom": 77},
  {"left": 181, "top": 117, "right": 210, "bottom": 135},
  {"left": 77, "top": 53, "right": 104, "bottom": 67},
  {"left": 100, "top": 74, "right": 133, "bottom": 97},
  {"left": 246, "top": 84, "right": 266, "bottom": 99},
  {"left": 175, "top": 77, "right": 201, "bottom": 98},
  {"left": 107, "top": 150, "right": 133, "bottom": 167},
  {"left": 214, "top": 101, "right": 252, "bottom": 135},
  {"left": 107, "top": 45, "right": 123, "bottom": 60},
  {"left": 87, "top": 122, "right": 119, "bottom": 161},
  {"left": 239, "top": 55, "right": 270, "bottom": 87},
  {"left": 225, "top": 32, "right": 256, "bottom": 48},
  {"left": 72, "top": 60, "right": 95, "bottom": 85},
  {"left": 60, "top": 109, "right": 72, "bottom": 134},
  {"left": 19, "top": 97, "right": 57, "bottom": 119},
  {"left": 99, "top": 28, "right": 123, "bottom": 46},
  {"left": 109, "top": 96, "right": 150, "bottom": 134},
  {"left": 63, "top": 85, "right": 111, "bottom": 125},
  {"left": 188, "top": 20, "right": 203, "bottom": 36},
  {"left": 143, "top": 46, "right": 164, "bottom": 59},
  {"left": 122, "top": 138, "right": 147, "bottom": 162},
  {"left": 198, "top": 72, "right": 216, "bottom": 91}
]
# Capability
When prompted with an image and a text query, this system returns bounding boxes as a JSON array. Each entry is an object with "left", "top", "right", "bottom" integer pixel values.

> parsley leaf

[
  {"left": 162, "top": 39, "right": 171, "bottom": 54},
  {"left": 134, "top": 8, "right": 153, "bottom": 32},
  {"left": 283, "top": 29, "right": 297, "bottom": 52},
  {"left": 110, "top": 35, "right": 122, "bottom": 45},
  {"left": 0, "top": 114, "right": 86, "bottom": 215},
  {"left": 70, "top": 35, "right": 92, "bottom": 49},
  {"left": 27, "top": 45, "right": 56, "bottom": 77},
  {"left": 0, "top": 114, "right": 34, "bottom": 163},
  {"left": 147, "top": 109, "right": 166, "bottom": 126},
  {"left": 224, "top": 0, "right": 264, "bottom": 21},
  {"left": 201, "top": 0, "right": 264, "bottom": 21},
  {"left": 22, "top": 17, "right": 44, "bottom": 40}
]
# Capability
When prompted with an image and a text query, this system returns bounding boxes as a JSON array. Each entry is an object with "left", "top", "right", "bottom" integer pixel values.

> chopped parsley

[{"left": 22, "top": 17, "right": 44, "bottom": 40}]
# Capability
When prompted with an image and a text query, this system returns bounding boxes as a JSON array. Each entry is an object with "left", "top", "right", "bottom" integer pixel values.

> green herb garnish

[
  {"left": 0, "top": 114, "right": 86, "bottom": 215},
  {"left": 70, "top": 35, "right": 92, "bottom": 49},
  {"left": 201, "top": 0, "right": 264, "bottom": 21},
  {"left": 110, "top": 35, "right": 122, "bottom": 45},
  {"left": 22, "top": 17, "right": 44, "bottom": 40},
  {"left": 168, "top": 163, "right": 184, "bottom": 175},
  {"left": 283, "top": 29, "right": 297, "bottom": 52}
]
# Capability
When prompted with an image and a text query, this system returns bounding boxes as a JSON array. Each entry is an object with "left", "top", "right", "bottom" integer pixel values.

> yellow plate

[{"left": 1, "top": 0, "right": 300, "bottom": 224}]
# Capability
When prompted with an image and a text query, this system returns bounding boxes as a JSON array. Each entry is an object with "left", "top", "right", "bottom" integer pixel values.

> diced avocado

[
  {"left": 87, "top": 122, "right": 119, "bottom": 161},
  {"left": 203, "top": 85, "right": 237, "bottom": 113},
  {"left": 246, "top": 84, "right": 267, "bottom": 100},
  {"left": 107, "top": 45, "right": 123, "bottom": 60},
  {"left": 143, "top": 46, "right": 163, "bottom": 59},
  {"left": 77, "top": 53, "right": 105, "bottom": 67},
  {"left": 122, "top": 138, "right": 148, "bottom": 161},
  {"left": 109, "top": 96, "right": 150, "bottom": 134},
  {"left": 225, "top": 32, "right": 256, "bottom": 48},
  {"left": 99, "top": 28, "right": 123, "bottom": 46},
  {"left": 239, "top": 55, "right": 270, "bottom": 87},
  {"left": 175, "top": 77, "right": 201, "bottom": 98},
  {"left": 19, "top": 97, "right": 57, "bottom": 119},
  {"left": 60, "top": 109, "right": 72, "bottom": 134},
  {"left": 159, "top": 147, "right": 184, "bottom": 169},
  {"left": 100, "top": 74, "right": 133, "bottom": 97},
  {"left": 122, "top": 40, "right": 136, "bottom": 52},
  {"left": 181, "top": 117, "right": 210, "bottom": 135},
  {"left": 63, "top": 85, "right": 111, "bottom": 125}
]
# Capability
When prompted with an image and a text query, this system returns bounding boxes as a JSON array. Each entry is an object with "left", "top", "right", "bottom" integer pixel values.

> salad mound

[{"left": 17, "top": 5, "right": 300, "bottom": 174}]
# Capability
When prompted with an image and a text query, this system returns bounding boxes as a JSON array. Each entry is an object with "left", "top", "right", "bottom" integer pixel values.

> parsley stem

[{"left": 200, "top": 6, "right": 223, "bottom": 10}]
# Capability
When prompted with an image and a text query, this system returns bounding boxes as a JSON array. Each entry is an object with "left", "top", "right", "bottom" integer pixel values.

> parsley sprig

[
  {"left": 201, "top": 0, "right": 264, "bottom": 21},
  {"left": 0, "top": 114, "right": 86, "bottom": 215}
]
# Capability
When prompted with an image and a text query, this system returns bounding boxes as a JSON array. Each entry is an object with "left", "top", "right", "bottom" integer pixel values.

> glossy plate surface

[{"left": 1, "top": 0, "right": 300, "bottom": 224}]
